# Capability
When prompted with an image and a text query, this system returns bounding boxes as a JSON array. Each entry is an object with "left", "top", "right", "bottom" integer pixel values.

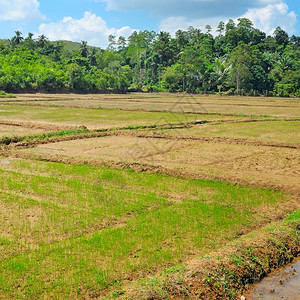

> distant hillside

[
  {"left": 55, "top": 40, "right": 81, "bottom": 52},
  {"left": 1, "top": 38, "right": 101, "bottom": 52},
  {"left": 1, "top": 38, "right": 81, "bottom": 51},
  {"left": 54, "top": 40, "right": 102, "bottom": 52}
]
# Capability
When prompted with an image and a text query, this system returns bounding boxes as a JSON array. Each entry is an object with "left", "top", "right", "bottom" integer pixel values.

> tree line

[{"left": 1, "top": 18, "right": 300, "bottom": 96}]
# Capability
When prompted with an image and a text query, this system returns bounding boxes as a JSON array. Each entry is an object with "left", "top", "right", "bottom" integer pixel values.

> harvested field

[
  {"left": 0, "top": 104, "right": 239, "bottom": 130},
  {"left": 7, "top": 93, "right": 300, "bottom": 117},
  {"left": 0, "top": 123, "right": 47, "bottom": 138},
  {"left": 0, "top": 93, "right": 300, "bottom": 299}
]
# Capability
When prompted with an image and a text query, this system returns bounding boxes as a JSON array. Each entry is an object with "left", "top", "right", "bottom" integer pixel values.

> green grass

[
  {"left": 0, "top": 158, "right": 289, "bottom": 298},
  {"left": 285, "top": 209, "right": 300, "bottom": 221}
]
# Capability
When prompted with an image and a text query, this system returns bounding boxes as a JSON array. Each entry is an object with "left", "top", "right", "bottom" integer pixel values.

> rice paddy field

[
  {"left": 0, "top": 103, "right": 233, "bottom": 130},
  {"left": 7, "top": 93, "right": 300, "bottom": 117},
  {"left": 0, "top": 93, "right": 299, "bottom": 299},
  {"left": 146, "top": 120, "right": 300, "bottom": 144}
]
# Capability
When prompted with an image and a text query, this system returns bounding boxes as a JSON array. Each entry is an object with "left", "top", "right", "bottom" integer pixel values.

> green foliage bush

[{"left": 0, "top": 91, "right": 15, "bottom": 98}]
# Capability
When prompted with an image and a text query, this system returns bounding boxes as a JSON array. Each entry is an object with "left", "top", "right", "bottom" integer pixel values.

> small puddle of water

[{"left": 246, "top": 256, "right": 300, "bottom": 300}]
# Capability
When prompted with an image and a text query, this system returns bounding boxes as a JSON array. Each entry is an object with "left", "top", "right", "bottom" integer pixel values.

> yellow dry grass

[{"left": 0, "top": 124, "right": 47, "bottom": 138}]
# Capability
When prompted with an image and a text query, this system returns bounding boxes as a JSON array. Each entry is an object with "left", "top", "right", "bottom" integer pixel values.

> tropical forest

[{"left": 1, "top": 18, "right": 300, "bottom": 97}]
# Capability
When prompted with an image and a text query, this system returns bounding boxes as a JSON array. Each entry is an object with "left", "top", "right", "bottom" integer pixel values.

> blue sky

[{"left": 0, "top": 0, "right": 299, "bottom": 48}]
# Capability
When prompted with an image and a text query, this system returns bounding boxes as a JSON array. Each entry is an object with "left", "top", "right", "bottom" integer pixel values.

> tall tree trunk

[
  {"left": 236, "top": 69, "right": 241, "bottom": 94},
  {"left": 138, "top": 68, "right": 143, "bottom": 91}
]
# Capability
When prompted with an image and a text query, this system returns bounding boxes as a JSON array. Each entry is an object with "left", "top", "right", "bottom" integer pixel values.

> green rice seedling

[{"left": 0, "top": 158, "right": 290, "bottom": 298}]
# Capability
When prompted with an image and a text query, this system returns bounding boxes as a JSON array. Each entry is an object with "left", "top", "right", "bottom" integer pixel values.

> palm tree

[
  {"left": 24, "top": 32, "right": 35, "bottom": 49},
  {"left": 213, "top": 58, "right": 230, "bottom": 94},
  {"left": 27, "top": 32, "right": 34, "bottom": 40},
  {"left": 37, "top": 34, "right": 49, "bottom": 48},
  {"left": 11, "top": 30, "right": 23, "bottom": 46},
  {"left": 79, "top": 40, "right": 88, "bottom": 58},
  {"left": 88, "top": 47, "right": 97, "bottom": 66}
]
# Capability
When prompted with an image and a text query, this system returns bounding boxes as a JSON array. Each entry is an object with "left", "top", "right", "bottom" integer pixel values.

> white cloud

[
  {"left": 159, "top": 0, "right": 296, "bottom": 36},
  {"left": 98, "top": 0, "right": 281, "bottom": 19},
  {"left": 100, "top": 0, "right": 297, "bottom": 35},
  {"left": 0, "top": 0, "right": 44, "bottom": 21},
  {"left": 242, "top": 1, "right": 297, "bottom": 35},
  {"left": 38, "top": 12, "right": 136, "bottom": 48}
]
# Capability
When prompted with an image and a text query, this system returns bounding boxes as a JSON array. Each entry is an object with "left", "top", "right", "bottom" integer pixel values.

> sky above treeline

[{"left": 0, "top": 0, "right": 299, "bottom": 48}]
